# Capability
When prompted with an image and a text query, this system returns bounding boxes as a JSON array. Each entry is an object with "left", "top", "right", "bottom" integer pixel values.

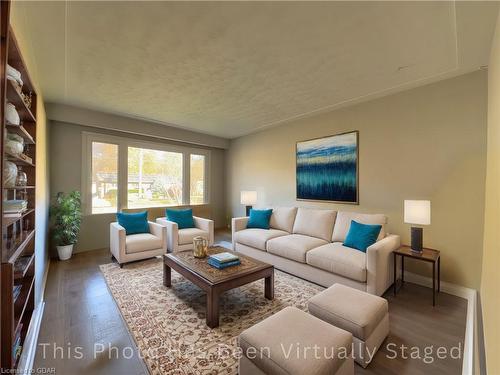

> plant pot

[{"left": 57, "top": 244, "right": 74, "bottom": 261}]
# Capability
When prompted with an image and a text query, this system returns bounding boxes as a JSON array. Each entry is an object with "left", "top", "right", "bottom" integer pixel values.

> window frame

[{"left": 82, "top": 132, "right": 210, "bottom": 215}]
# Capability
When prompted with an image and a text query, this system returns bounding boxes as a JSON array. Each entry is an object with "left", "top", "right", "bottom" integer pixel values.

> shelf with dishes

[
  {"left": 6, "top": 124, "right": 35, "bottom": 145},
  {"left": 5, "top": 152, "right": 35, "bottom": 167},
  {"left": 6, "top": 80, "right": 36, "bottom": 123}
]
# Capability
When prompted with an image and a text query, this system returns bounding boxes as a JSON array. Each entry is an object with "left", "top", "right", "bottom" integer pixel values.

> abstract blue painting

[{"left": 296, "top": 131, "right": 358, "bottom": 203}]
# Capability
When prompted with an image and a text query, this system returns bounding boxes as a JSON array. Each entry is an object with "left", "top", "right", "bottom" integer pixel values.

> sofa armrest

[
  {"left": 110, "top": 222, "right": 126, "bottom": 263},
  {"left": 193, "top": 216, "right": 214, "bottom": 246},
  {"left": 366, "top": 234, "right": 401, "bottom": 296},
  {"left": 156, "top": 217, "right": 179, "bottom": 252},
  {"left": 149, "top": 221, "right": 167, "bottom": 252},
  {"left": 232, "top": 217, "right": 249, "bottom": 232},
  {"left": 231, "top": 217, "right": 249, "bottom": 250}
]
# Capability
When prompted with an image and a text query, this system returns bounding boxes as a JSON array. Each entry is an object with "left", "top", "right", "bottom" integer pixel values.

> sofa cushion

[
  {"left": 269, "top": 207, "right": 297, "bottom": 233},
  {"left": 308, "top": 283, "right": 388, "bottom": 340},
  {"left": 306, "top": 242, "right": 367, "bottom": 282},
  {"left": 178, "top": 228, "right": 209, "bottom": 245},
  {"left": 332, "top": 211, "right": 387, "bottom": 242},
  {"left": 267, "top": 234, "right": 328, "bottom": 263},
  {"left": 292, "top": 208, "right": 337, "bottom": 241},
  {"left": 235, "top": 228, "right": 288, "bottom": 251},
  {"left": 239, "top": 306, "right": 352, "bottom": 375},
  {"left": 125, "top": 233, "right": 162, "bottom": 254}
]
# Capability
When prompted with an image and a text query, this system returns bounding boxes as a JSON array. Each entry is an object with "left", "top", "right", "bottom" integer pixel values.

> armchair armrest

[
  {"left": 366, "top": 234, "right": 401, "bottom": 296},
  {"left": 232, "top": 217, "right": 249, "bottom": 251},
  {"left": 149, "top": 221, "right": 167, "bottom": 253},
  {"left": 156, "top": 217, "right": 179, "bottom": 253},
  {"left": 110, "top": 222, "right": 126, "bottom": 263},
  {"left": 193, "top": 216, "right": 214, "bottom": 246}
]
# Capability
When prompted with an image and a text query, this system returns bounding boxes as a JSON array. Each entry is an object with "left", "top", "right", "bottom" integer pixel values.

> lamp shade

[
  {"left": 240, "top": 191, "right": 257, "bottom": 205},
  {"left": 404, "top": 200, "right": 431, "bottom": 225}
]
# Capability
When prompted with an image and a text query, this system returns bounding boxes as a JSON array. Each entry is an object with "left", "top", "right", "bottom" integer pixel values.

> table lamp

[
  {"left": 241, "top": 191, "right": 257, "bottom": 216},
  {"left": 404, "top": 200, "right": 431, "bottom": 253}
]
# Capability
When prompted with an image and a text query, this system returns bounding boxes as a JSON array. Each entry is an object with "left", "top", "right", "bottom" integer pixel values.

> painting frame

[{"left": 296, "top": 130, "right": 359, "bottom": 205}]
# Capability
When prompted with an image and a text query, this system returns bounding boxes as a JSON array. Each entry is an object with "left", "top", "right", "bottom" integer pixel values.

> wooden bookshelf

[{"left": 1, "top": 1, "right": 37, "bottom": 370}]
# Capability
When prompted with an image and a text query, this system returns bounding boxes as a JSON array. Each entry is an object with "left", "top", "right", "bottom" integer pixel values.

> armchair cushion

[
  {"left": 166, "top": 208, "right": 195, "bottom": 229},
  {"left": 178, "top": 228, "right": 209, "bottom": 245},
  {"left": 125, "top": 233, "right": 163, "bottom": 254},
  {"left": 116, "top": 211, "right": 149, "bottom": 235}
]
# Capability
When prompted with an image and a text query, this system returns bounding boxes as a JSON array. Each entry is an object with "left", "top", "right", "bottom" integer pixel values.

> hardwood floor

[
  {"left": 35, "top": 248, "right": 147, "bottom": 375},
  {"left": 34, "top": 230, "right": 466, "bottom": 374}
]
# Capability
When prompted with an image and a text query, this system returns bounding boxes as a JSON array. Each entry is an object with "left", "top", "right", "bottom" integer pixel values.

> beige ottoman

[
  {"left": 308, "top": 284, "right": 389, "bottom": 368},
  {"left": 238, "top": 306, "right": 354, "bottom": 375}
]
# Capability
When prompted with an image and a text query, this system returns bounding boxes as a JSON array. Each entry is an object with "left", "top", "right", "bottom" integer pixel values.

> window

[
  {"left": 83, "top": 132, "right": 210, "bottom": 214},
  {"left": 190, "top": 154, "right": 205, "bottom": 204},
  {"left": 127, "top": 147, "right": 183, "bottom": 208},
  {"left": 91, "top": 142, "right": 118, "bottom": 214}
]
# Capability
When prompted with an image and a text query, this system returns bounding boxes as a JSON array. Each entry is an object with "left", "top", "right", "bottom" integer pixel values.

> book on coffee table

[
  {"left": 207, "top": 258, "right": 241, "bottom": 270},
  {"left": 208, "top": 252, "right": 239, "bottom": 264}
]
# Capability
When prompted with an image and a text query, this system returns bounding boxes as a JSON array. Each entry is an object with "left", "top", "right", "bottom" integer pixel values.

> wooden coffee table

[{"left": 163, "top": 246, "right": 274, "bottom": 328}]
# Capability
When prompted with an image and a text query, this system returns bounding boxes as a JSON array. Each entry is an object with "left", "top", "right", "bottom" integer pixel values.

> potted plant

[{"left": 51, "top": 191, "right": 82, "bottom": 260}]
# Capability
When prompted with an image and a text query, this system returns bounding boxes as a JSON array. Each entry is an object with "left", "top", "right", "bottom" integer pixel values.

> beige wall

[
  {"left": 10, "top": 6, "right": 51, "bottom": 307},
  {"left": 227, "top": 71, "right": 487, "bottom": 289},
  {"left": 481, "top": 10, "right": 500, "bottom": 374},
  {"left": 47, "top": 103, "right": 229, "bottom": 149},
  {"left": 49, "top": 120, "right": 226, "bottom": 254}
]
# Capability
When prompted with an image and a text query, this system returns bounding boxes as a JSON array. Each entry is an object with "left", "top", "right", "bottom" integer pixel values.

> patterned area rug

[{"left": 100, "top": 257, "right": 324, "bottom": 374}]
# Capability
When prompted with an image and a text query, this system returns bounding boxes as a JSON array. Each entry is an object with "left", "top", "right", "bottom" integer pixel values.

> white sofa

[
  {"left": 232, "top": 207, "right": 400, "bottom": 296},
  {"left": 156, "top": 216, "right": 214, "bottom": 252},
  {"left": 110, "top": 221, "right": 167, "bottom": 267}
]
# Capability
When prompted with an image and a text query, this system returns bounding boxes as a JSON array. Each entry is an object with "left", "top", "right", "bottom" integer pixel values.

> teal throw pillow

[
  {"left": 247, "top": 209, "right": 273, "bottom": 229},
  {"left": 343, "top": 220, "right": 382, "bottom": 252},
  {"left": 166, "top": 208, "right": 195, "bottom": 229},
  {"left": 116, "top": 211, "right": 149, "bottom": 235}
]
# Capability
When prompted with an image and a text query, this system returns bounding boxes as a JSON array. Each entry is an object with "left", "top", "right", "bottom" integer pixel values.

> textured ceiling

[{"left": 12, "top": 1, "right": 500, "bottom": 138}]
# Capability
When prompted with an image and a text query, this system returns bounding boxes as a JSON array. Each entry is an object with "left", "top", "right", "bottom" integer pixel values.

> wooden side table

[{"left": 393, "top": 245, "right": 441, "bottom": 306}]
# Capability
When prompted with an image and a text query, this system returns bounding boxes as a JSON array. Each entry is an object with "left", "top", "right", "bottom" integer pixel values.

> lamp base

[
  {"left": 410, "top": 227, "right": 423, "bottom": 253},
  {"left": 245, "top": 206, "right": 252, "bottom": 216}
]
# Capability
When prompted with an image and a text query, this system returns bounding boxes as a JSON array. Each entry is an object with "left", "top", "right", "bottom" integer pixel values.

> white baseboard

[
  {"left": 404, "top": 271, "right": 477, "bottom": 375},
  {"left": 17, "top": 259, "right": 50, "bottom": 372}
]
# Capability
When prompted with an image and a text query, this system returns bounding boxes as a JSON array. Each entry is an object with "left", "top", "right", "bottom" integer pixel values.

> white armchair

[
  {"left": 110, "top": 221, "right": 167, "bottom": 267},
  {"left": 156, "top": 216, "right": 214, "bottom": 252}
]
